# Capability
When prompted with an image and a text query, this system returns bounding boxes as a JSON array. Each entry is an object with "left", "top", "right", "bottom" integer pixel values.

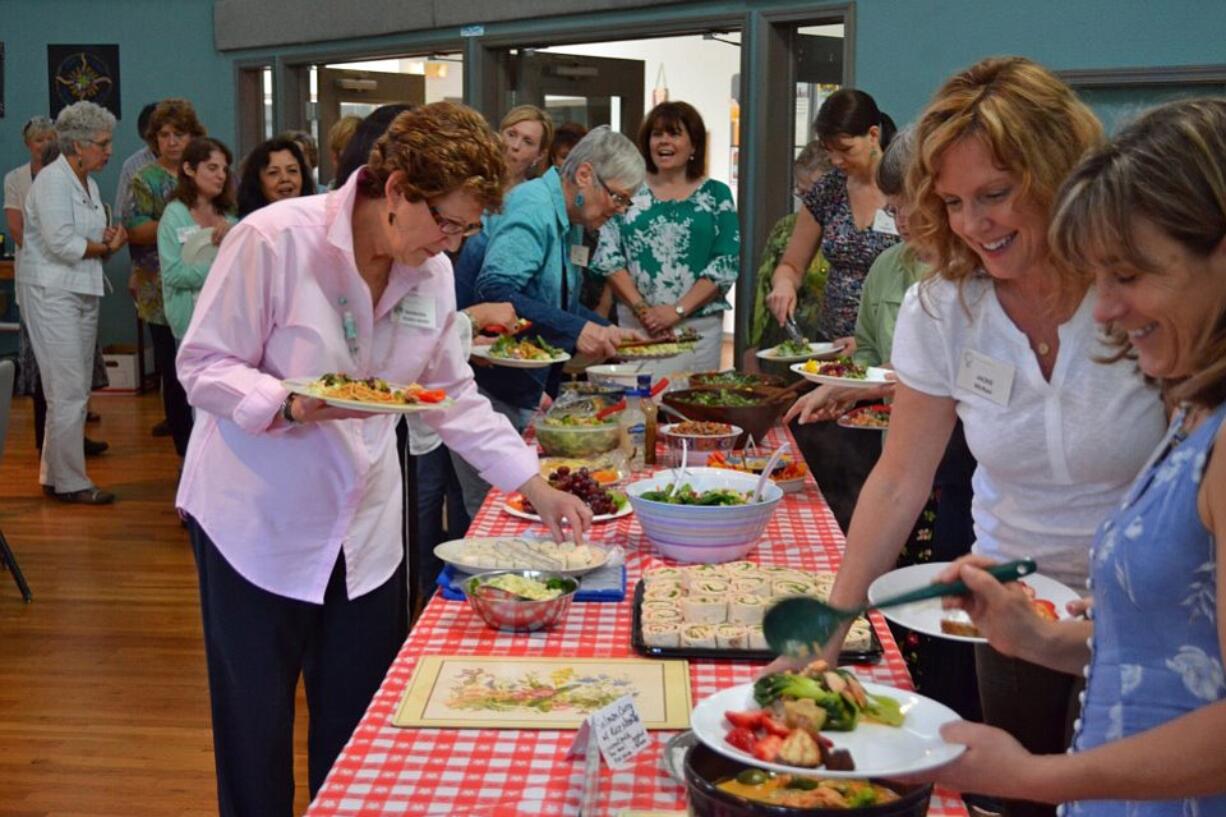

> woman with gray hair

[
  {"left": 449, "top": 124, "right": 646, "bottom": 516},
  {"left": 18, "top": 100, "right": 127, "bottom": 504}
]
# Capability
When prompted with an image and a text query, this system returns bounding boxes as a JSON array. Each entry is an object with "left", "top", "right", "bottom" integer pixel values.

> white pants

[
  {"left": 18, "top": 282, "right": 99, "bottom": 493},
  {"left": 614, "top": 308, "right": 724, "bottom": 377}
]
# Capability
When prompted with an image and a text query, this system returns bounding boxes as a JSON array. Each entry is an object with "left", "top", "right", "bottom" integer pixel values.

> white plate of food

[
  {"left": 690, "top": 676, "right": 964, "bottom": 779},
  {"left": 434, "top": 536, "right": 613, "bottom": 577},
  {"left": 470, "top": 336, "right": 571, "bottom": 369},
  {"left": 283, "top": 375, "right": 453, "bottom": 413},
  {"left": 867, "top": 561, "right": 1080, "bottom": 644},
  {"left": 790, "top": 360, "right": 893, "bottom": 388},
  {"left": 502, "top": 492, "right": 633, "bottom": 524},
  {"left": 538, "top": 457, "right": 626, "bottom": 487},
  {"left": 180, "top": 227, "right": 219, "bottom": 266},
  {"left": 837, "top": 404, "right": 891, "bottom": 431},
  {"left": 756, "top": 340, "right": 845, "bottom": 363}
]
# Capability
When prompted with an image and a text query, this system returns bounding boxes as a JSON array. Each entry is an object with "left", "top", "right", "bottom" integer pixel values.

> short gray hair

[
  {"left": 794, "top": 140, "right": 831, "bottom": 176},
  {"left": 23, "top": 116, "right": 56, "bottom": 143},
  {"left": 56, "top": 101, "right": 116, "bottom": 156},
  {"left": 876, "top": 123, "right": 915, "bottom": 197},
  {"left": 560, "top": 125, "right": 645, "bottom": 190}
]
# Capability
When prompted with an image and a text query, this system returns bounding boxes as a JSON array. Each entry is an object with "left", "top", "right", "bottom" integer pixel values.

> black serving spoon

[{"left": 763, "top": 558, "right": 1037, "bottom": 657}]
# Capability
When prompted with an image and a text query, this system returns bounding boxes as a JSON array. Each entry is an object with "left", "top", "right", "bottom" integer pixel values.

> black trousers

[
  {"left": 190, "top": 519, "right": 404, "bottom": 817},
  {"left": 789, "top": 415, "right": 882, "bottom": 534},
  {"left": 149, "top": 322, "right": 192, "bottom": 457}
]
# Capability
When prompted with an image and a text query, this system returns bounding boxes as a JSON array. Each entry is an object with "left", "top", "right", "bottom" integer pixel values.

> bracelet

[
  {"left": 281, "top": 394, "right": 299, "bottom": 424},
  {"left": 631, "top": 300, "right": 649, "bottom": 316}
]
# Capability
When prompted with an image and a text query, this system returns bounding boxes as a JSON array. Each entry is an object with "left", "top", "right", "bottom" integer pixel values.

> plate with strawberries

[{"left": 867, "top": 561, "right": 1081, "bottom": 644}]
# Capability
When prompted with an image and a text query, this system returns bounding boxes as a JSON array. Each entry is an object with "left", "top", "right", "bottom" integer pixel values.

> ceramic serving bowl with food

[
  {"left": 464, "top": 570, "right": 580, "bottom": 631},
  {"left": 659, "top": 421, "right": 743, "bottom": 466},
  {"left": 662, "top": 388, "right": 788, "bottom": 448},
  {"left": 626, "top": 468, "right": 782, "bottom": 563},
  {"left": 533, "top": 414, "right": 621, "bottom": 458},
  {"left": 685, "top": 743, "right": 933, "bottom": 817}
]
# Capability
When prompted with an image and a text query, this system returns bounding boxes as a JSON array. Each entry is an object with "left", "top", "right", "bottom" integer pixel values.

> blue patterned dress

[{"left": 1065, "top": 402, "right": 1226, "bottom": 817}]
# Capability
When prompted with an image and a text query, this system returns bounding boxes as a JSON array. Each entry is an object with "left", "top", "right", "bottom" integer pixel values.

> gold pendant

[{"left": 1037, "top": 341, "right": 1051, "bottom": 356}]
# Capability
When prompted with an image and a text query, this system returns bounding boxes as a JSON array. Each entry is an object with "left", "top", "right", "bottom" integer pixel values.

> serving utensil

[
  {"left": 783, "top": 316, "right": 806, "bottom": 344},
  {"left": 762, "top": 558, "right": 1037, "bottom": 657},
  {"left": 751, "top": 443, "right": 790, "bottom": 503}
]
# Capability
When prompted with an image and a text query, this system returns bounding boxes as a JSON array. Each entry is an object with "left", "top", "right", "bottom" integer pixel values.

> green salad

[
  {"left": 639, "top": 483, "right": 751, "bottom": 506},
  {"left": 677, "top": 389, "right": 763, "bottom": 407},
  {"left": 773, "top": 338, "right": 814, "bottom": 358},
  {"left": 489, "top": 334, "right": 566, "bottom": 361}
]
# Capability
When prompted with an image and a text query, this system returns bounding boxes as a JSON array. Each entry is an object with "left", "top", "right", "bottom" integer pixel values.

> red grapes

[{"left": 522, "top": 466, "right": 620, "bottom": 516}]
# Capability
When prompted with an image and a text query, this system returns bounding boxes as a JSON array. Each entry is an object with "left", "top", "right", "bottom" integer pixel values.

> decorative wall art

[{"left": 48, "top": 44, "right": 120, "bottom": 118}]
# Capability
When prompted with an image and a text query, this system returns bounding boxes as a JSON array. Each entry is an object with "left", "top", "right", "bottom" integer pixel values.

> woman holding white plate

[{"left": 797, "top": 58, "right": 1166, "bottom": 817}]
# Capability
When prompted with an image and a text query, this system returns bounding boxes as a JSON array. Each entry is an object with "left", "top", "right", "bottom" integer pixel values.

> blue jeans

[{"left": 450, "top": 389, "right": 537, "bottom": 519}]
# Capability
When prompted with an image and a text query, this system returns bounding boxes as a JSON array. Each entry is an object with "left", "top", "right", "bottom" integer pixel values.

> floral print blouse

[
  {"left": 803, "top": 168, "right": 899, "bottom": 340},
  {"left": 591, "top": 178, "right": 740, "bottom": 318},
  {"left": 123, "top": 162, "right": 176, "bottom": 325},
  {"left": 1065, "top": 402, "right": 1226, "bottom": 817}
]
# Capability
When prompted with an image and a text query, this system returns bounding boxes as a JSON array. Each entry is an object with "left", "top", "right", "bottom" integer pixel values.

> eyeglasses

[
  {"left": 429, "top": 206, "right": 483, "bottom": 238},
  {"left": 86, "top": 138, "right": 113, "bottom": 150},
  {"left": 595, "top": 174, "right": 634, "bottom": 210},
  {"left": 882, "top": 203, "right": 899, "bottom": 219}
]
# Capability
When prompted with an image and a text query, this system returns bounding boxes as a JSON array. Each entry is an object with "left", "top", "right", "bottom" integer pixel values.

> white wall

[{"left": 540, "top": 34, "right": 742, "bottom": 192}]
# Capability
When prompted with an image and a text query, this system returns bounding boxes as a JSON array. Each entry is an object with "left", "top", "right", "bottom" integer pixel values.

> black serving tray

[{"left": 630, "top": 580, "right": 883, "bottom": 665}]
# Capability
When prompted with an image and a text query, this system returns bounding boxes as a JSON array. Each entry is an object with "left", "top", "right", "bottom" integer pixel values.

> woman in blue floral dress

[
  {"left": 927, "top": 99, "right": 1226, "bottom": 815},
  {"left": 766, "top": 89, "right": 899, "bottom": 342}
]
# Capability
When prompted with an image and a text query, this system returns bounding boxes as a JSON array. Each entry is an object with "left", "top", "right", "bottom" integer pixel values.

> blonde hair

[
  {"left": 499, "top": 105, "right": 554, "bottom": 160},
  {"left": 908, "top": 57, "right": 1103, "bottom": 294},
  {"left": 360, "top": 102, "right": 507, "bottom": 211},
  {"left": 328, "top": 115, "right": 362, "bottom": 157},
  {"left": 1050, "top": 98, "right": 1226, "bottom": 408}
]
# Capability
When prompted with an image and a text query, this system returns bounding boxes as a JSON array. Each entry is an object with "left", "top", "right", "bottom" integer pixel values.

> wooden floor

[{"left": 0, "top": 393, "right": 311, "bottom": 817}]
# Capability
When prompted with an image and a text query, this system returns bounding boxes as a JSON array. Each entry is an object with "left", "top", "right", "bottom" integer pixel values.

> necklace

[{"left": 1036, "top": 341, "right": 1051, "bottom": 356}]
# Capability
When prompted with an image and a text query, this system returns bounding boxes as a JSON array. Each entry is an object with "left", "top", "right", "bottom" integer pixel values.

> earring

[
  {"left": 388, "top": 212, "right": 396, "bottom": 226},
  {"left": 575, "top": 193, "right": 585, "bottom": 208}
]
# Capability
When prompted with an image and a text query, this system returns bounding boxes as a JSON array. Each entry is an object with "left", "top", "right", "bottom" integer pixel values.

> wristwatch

[
  {"left": 281, "top": 393, "right": 299, "bottom": 424},
  {"left": 673, "top": 303, "right": 686, "bottom": 318}
]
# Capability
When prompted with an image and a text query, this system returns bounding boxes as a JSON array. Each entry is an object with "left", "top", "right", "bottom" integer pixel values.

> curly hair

[
  {"left": 55, "top": 101, "right": 115, "bottom": 156},
  {"left": 1050, "top": 98, "right": 1226, "bottom": 408},
  {"left": 359, "top": 102, "right": 507, "bottom": 212},
  {"left": 907, "top": 57, "right": 1103, "bottom": 292},
  {"left": 145, "top": 98, "right": 207, "bottom": 156},
  {"left": 171, "top": 137, "right": 235, "bottom": 214}
]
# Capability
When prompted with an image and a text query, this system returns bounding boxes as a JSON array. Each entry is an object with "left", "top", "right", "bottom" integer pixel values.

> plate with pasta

[{"left": 283, "top": 373, "right": 453, "bottom": 414}]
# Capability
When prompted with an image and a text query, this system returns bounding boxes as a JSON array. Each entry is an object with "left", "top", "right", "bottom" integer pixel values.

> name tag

[
  {"left": 569, "top": 243, "right": 591, "bottom": 267},
  {"left": 395, "top": 293, "right": 437, "bottom": 329},
  {"left": 871, "top": 209, "right": 899, "bottom": 236},
  {"left": 956, "top": 348, "right": 1014, "bottom": 407}
]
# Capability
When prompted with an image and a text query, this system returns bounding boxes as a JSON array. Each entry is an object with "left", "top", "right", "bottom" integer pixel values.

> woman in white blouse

[
  {"left": 806, "top": 58, "right": 1167, "bottom": 817},
  {"left": 19, "top": 101, "right": 127, "bottom": 504}
]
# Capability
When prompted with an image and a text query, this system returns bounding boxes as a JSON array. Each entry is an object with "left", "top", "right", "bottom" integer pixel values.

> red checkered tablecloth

[{"left": 307, "top": 430, "right": 968, "bottom": 816}]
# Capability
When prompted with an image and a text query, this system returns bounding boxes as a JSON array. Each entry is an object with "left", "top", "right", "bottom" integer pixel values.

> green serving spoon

[{"left": 763, "top": 558, "right": 1038, "bottom": 657}]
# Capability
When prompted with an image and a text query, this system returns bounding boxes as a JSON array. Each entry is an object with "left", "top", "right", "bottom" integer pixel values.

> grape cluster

[{"left": 523, "top": 465, "right": 620, "bottom": 516}]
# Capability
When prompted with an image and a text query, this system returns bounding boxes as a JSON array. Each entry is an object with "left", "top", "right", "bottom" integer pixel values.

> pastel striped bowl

[{"left": 626, "top": 468, "right": 783, "bottom": 564}]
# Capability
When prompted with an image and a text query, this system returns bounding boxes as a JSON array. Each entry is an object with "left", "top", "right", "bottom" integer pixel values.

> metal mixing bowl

[{"left": 464, "top": 570, "right": 580, "bottom": 631}]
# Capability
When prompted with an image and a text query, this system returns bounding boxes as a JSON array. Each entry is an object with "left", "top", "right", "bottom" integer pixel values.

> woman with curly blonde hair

[
  {"left": 175, "top": 102, "right": 591, "bottom": 816},
  {"left": 798, "top": 58, "right": 1166, "bottom": 817}
]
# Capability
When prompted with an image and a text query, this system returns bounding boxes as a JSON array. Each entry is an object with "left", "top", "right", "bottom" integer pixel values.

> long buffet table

[{"left": 306, "top": 428, "right": 968, "bottom": 816}]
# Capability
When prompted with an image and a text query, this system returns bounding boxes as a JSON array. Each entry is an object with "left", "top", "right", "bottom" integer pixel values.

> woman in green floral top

[
  {"left": 592, "top": 102, "right": 739, "bottom": 372},
  {"left": 123, "top": 98, "right": 206, "bottom": 453}
]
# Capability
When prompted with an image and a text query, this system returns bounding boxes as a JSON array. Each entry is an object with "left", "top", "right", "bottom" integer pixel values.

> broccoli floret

[{"left": 752, "top": 673, "right": 860, "bottom": 731}]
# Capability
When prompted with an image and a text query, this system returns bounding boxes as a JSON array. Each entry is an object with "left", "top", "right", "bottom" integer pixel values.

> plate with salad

[
  {"left": 471, "top": 335, "right": 571, "bottom": 368},
  {"left": 837, "top": 404, "right": 891, "bottom": 431},
  {"left": 757, "top": 339, "right": 845, "bottom": 363},
  {"left": 690, "top": 660, "right": 964, "bottom": 778},
  {"left": 283, "top": 373, "right": 452, "bottom": 413},
  {"left": 791, "top": 358, "right": 894, "bottom": 388}
]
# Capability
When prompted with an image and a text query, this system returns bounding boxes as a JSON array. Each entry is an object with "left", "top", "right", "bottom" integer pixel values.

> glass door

[{"left": 511, "top": 51, "right": 644, "bottom": 138}]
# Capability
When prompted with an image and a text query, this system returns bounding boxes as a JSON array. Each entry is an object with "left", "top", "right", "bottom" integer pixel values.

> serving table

[{"left": 307, "top": 429, "right": 968, "bottom": 817}]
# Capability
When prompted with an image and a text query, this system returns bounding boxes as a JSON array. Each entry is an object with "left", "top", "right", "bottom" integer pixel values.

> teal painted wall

[
  {"left": 1, "top": 0, "right": 234, "bottom": 349},
  {"left": 852, "top": 0, "right": 1226, "bottom": 127}
]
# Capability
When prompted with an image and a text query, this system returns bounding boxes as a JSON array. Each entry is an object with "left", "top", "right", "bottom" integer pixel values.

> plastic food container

[
  {"left": 626, "top": 468, "right": 782, "bottom": 563},
  {"left": 464, "top": 570, "right": 580, "bottom": 632},
  {"left": 659, "top": 422, "right": 743, "bottom": 466},
  {"left": 534, "top": 415, "right": 621, "bottom": 458}
]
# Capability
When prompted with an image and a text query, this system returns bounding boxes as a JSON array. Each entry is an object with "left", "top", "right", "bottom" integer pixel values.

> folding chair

[{"left": 0, "top": 359, "right": 33, "bottom": 602}]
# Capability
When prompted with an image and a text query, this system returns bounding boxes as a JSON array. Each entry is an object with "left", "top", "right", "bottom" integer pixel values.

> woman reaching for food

[
  {"left": 920, "top": 96, "right": 1226, "bottom": 817},
  {"left": 175, "top": 103, "right": 590, "bottom": 817},
  {"left": 783, "top": 58, "right": 1167, "bottom": 817}
]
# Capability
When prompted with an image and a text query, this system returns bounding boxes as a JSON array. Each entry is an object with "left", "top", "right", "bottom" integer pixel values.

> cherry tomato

[
  {"left": 725, "top": 727, "right": 756, "bottom": 753},
  {"left": 724, "top": 710, "right": 763, "bottom": 730}
]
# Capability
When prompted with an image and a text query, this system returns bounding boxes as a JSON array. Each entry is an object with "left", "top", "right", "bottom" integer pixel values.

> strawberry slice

[{"left": 724, "top": 710, "right": 764, "bottom": 730}]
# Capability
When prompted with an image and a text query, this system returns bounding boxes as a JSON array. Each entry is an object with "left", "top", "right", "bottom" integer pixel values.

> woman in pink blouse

[{"left": 175, "top": 103, "right": 589, "bottom": 817}]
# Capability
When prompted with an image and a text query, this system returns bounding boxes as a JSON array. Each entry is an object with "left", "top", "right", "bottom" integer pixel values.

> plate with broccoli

[
  {"left": 690, "top": 661, "right": 964, "bottom": 778},
  {"left": 471, "top": 335, "right": 571, "bottom": 368},
  {"left": 757, "top": 340, "right": 845, "bottom": 363}
]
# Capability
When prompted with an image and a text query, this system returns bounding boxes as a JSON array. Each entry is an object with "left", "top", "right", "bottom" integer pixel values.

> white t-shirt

[
  {"left": 891, "top": 275, "right": 1166, "bottom": 587},
  {"left": 406, "top": 310, "right": 474, "bottom": 456}
]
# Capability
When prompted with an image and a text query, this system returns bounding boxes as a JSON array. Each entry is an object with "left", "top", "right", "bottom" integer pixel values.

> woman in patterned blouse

[
  {"left": 592, "top": 101, "right": 739, "bottom": 372},
  {"left": 766, "top": 89, "right": 900, "bottom": 342}
]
